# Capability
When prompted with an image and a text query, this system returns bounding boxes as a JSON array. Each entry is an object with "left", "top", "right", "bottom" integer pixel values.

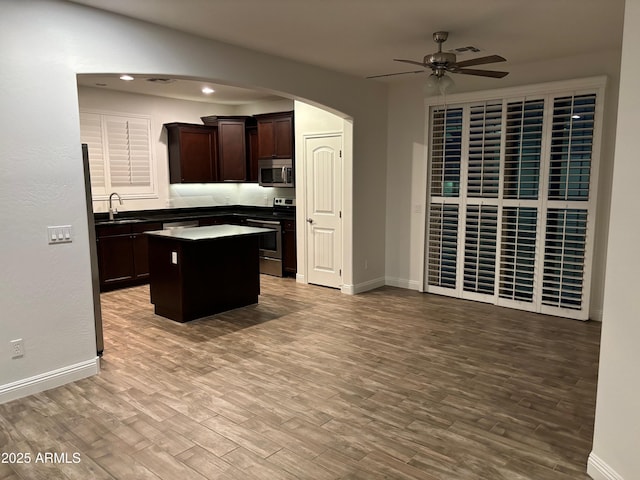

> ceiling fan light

[
  {"left": 424, "top": 73, "right": 454, "bottom": 97},
  {"left": 438, "top": 74, "right": 454, "bottom": 93}
]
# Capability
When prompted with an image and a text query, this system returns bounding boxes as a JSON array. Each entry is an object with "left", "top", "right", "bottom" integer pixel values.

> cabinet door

[
  {"left": 273, "top": 116, "right": 293, "bottom": 158},
  {"left": 166, "top": 124, "right": 217, "bottom": 183},
  {"left": 218, "top": 120, "right": 247, "bottom": 181},
  {"left": 132, "top": 222, "right": 162, "bottom": 279},
  {"left": 179, "top": 129, "right": 217, "bottom": 182},
  {"left": 97, "top": 235, "right": 135, "bottom": 287},
  {"left": 257, "top": 119, "right": 276, "bottom": 159}
]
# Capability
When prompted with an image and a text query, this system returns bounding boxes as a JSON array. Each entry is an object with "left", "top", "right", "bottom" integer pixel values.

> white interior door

[{"left": 305, "top": 134, "right": 343, "bottom": 288}]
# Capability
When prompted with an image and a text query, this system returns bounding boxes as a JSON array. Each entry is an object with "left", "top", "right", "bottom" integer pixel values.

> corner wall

[{"left": 589, "top": 2, "right": 640, "bottom": 478}]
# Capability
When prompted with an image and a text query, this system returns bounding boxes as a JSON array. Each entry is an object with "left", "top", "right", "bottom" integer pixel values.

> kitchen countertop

[
  {"left": 145, "top": 225, "right": 273, "bottom": 242},
  {"left": 94, "top": 205, "right": 295, "bottom": 226}
]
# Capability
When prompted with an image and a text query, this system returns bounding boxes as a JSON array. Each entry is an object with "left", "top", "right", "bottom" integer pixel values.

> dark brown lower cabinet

[
  {"left": 96, "top": 222, "right": 162, "bottom": 291},
  {"left": 283, "top": 219, "right": 296, "bottom": 276}
]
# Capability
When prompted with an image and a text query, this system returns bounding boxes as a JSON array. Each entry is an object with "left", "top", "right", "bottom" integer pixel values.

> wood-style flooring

[{"left": 0, "top": 276, "right": 601, "bottom": 479}]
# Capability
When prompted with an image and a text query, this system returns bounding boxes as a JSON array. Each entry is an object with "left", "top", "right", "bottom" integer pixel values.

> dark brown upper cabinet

[
  {"left": 254, "top": 111, "right": 294, "bottom": 160},
  {"left": 165, "top": 123, "right": 218, "bottom": 183},
  {"left": 201, "top": 116, "right": 255, "bottom": 181}
]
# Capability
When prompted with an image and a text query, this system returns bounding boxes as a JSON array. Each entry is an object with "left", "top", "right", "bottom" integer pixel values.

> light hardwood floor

[{"left": 0, "top": 276, "right": 600, "bottom": 479}]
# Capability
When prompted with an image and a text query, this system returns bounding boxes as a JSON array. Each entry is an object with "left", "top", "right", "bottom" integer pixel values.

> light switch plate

[{"left": 48, "top": 225, "right": 73, "bottom": 244}]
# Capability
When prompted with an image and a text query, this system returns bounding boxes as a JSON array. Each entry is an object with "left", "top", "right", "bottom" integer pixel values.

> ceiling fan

[{"left": 368, "top": 31, "right": 509, "bottom": 80}]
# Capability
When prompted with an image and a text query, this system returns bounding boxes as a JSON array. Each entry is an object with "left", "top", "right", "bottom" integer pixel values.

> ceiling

[{"left": 70, "top": 0, "right": 625, "bottom": 103}]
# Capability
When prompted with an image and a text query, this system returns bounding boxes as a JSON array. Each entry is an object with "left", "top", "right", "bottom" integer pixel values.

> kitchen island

[{"left": 146, "top": 225, "right": 271, "bottom": 322}]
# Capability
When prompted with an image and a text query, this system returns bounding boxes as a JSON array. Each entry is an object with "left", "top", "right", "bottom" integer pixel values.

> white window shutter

[
  {"left": 541, "top": 208, "right": 588, "bottom": 311},
  {"left": 504, "top": 99, "right": 544, "bottom": 200},
  {"left": 79, "top": 112, "right": 106, "bottom": 195},
  {"left": 427, "top": 203, "right": 459, "bottom": 290},
  {"left": 499, "top": 206, "right": 538, "bottom": 302},
  {"left": 467, "top": 102, "right": 502, "bottom": 198},
  {"left": 425, "top": 85, "right": 600, "bottom": 321},
  {"left": 80, "top": 111, "right": 155, "bottom": 199},
  {"left": 463, "top": 204, "right": 498, "bottom": 295},
  {"left": 430, "top": 107, "right": 463, "bottom": 197},
  {"left": 105, "top": 115, "right": 152, "bottom": 189}
]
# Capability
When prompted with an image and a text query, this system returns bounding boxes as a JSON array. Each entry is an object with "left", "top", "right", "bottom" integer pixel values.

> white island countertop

[{"left": 145, "top": 224, "right": 272, "bottom": 242}]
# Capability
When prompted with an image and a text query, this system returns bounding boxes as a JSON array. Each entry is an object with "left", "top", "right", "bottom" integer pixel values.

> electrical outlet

[{"left": 10, "top": 339, "right": 24, "bottom": 359}]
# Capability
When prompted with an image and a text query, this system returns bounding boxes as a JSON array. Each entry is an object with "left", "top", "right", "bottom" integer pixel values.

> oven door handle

[{"left": 248, "top": 219, "right": 282, "bottom": 226}]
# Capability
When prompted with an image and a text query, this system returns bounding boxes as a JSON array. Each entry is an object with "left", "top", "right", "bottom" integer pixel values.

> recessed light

[
  {"left": 120, "top": 75, "right": 134, "bottom": 81},
  {"left": 202, "top": 87, "right": 215, "bottom": 94}
]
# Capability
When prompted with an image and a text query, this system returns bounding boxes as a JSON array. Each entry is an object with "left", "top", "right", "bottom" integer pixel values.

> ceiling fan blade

[
  {"left": 366, "top": 70, "right": 424, "bottom": 79},
  {"left": 455, "top": 68, "right": 509, "bottom": 78},
  {"left": 454, "top": 55, "right": 507, "bottom": 68},
  {"left": 393, "top": 58, "right": 426, "bottom": 67}
]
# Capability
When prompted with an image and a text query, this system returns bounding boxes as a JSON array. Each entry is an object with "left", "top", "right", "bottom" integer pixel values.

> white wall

[
  {"left": 79, "top": 86, "right": 294, "bottom": 212},
  {"left": 0, "top": 0, "right": 387, "bottom": 402},
  {"left": 589, "top": 2, "right": 640, "bottom": 479},
  {"left": 384, "top": 48, "right": 622, "bottom": 321}
]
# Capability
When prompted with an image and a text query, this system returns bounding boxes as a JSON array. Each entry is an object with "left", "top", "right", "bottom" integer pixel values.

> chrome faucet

[{"left": 108, "top": 192, "right": 123, "bottom": 221}]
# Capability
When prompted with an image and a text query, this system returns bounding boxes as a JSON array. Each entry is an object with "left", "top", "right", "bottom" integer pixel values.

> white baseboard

[
  {"left": 588, "top": 452, "right": 625, "bottom": 480},
  {"left": 0, "top": 358, "right": 100, "bottom": 405},
  {"left": 342, "top": 276, "right": 385, "bottom": 295},
  {"left": 385, "top": 276, "right": 421, "bottom": 290}
]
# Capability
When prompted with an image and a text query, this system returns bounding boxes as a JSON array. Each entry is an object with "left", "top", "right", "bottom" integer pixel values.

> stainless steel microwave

[{"left": 258, "top": 158, "right": 294, "bottom": 188}]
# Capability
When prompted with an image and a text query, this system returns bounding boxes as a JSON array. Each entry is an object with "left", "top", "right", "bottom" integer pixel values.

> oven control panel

[{"left": 274, "top": 197, "right": 295, "bottom": 207}]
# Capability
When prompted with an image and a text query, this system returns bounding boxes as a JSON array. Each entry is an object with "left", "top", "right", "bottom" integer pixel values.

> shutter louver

[
  {"left": 463, "top": 204, "right": 498, "bottom": 294},
  {"left": 504, "top": 99, "right": 544, "bottom": 199},
  {"left": 430, "top": 108, "right": 463, "bottom": 197},
  {"left": 427, "top": 204, "right": 458, "bottom": 289},
  {"left": 548, "top": 94, "right": 595, "bottom": 201},
  {"left": 499, "top": 207, "right": 537, "bottom": 302},
  {"left": 467, "top": 103, "right": 502, "bottom": 198},
  {"left": 542, "top": 208, "right": 588, "bottom": 310}
]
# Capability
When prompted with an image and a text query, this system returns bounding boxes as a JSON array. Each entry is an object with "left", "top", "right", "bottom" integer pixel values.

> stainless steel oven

[{"left": 246, "top": 219, "right": 283, "bottom": 276}]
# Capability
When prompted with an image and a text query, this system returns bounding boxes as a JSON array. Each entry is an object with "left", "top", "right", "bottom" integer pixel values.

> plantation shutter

[
  {"left": 427, "top": 107, "right": 463, "bottom": 294},
  {"left": 79, "top": 112, "right": 106, "bottom": 195},
  {"left": 427, "top": 204, "right": 459, "bottom": 289},
  {"left": 425, "top": 82, "right": 601, "bottom": 321},
  {"left": 499, "top": 206, "right": 538, "bottom": 304},
  {"left": 105, "top": 115, "right": 152, "bottom": 188},
  {"left": 463, "top": 204, "right": 498, "bottom": 296},
  {"left": 79, "top": 111, "right": 155, "bottom": 199},
  {"left": 467, "top": 102, "right": 502, "bottom": 198}
]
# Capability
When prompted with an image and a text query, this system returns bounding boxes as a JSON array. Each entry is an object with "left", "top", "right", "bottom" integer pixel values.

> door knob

[{"left": 307, "top": 218, "right": 314, "bottom": 224}]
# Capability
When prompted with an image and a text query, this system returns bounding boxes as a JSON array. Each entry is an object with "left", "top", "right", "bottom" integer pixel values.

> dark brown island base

[{"left": 146, "top": 225, "right": 272, "bottom": 322}]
